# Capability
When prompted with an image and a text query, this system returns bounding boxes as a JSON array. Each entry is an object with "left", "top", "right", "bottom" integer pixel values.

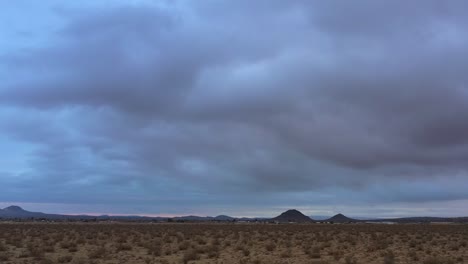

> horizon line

[{"left": 2, "top": 205, "right": 468, "bottom": 220}]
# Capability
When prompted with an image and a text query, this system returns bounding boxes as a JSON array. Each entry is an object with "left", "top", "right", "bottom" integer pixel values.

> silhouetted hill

[
  {"left": 0, "top": 206, "right": 48, "bottom": 218},
  {"left": 325, "top": 213, "right": 357, "bottom": 223},
  {"left": 3, "top": 205, "right": 26, "bottom": 212},
  {"left": 271, "top": 209, "right": 313, "bottom": 223},
  {"left": 214, "top": 215, "right": 235, "bottom": 221}
]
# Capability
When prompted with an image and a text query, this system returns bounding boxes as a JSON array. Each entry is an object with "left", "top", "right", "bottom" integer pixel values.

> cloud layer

[{"left": 1, "top": 0, "right": 468, "bottom": 216}]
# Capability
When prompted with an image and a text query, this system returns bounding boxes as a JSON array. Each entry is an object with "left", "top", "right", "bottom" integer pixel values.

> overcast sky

[{"left": 1, "top": 0, "right": 468, "bottom": 218}]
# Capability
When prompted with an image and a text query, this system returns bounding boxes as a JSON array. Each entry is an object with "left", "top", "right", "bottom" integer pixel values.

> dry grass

[{"left": 0, "top": 223, "right": 466, "bottom": 263}]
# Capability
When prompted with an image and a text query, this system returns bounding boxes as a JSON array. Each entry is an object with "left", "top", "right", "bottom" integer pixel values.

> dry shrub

[
  {"left": 44, "top": 244, "right": 55, "bottom": 253},
  {"left": 423, "top": 257, "right": 455, "bottom": 264},
  {"left": 179, "top": 240, "right": 190, "bottom": 251},
  {"left": 68, "top": 244, "right": 78, "bottom": 253},
  {"left": 250, "top": 258, "right": 262, "bottom": 264},
  {"left": 265, "top": 242, "right": 275, "bottom": 252},
  {"left": 0, "top": 242, "right": 6, "bottom": 252},
  {"left": 71, "top": 256, "right": 89, "bottom": 264},
  {"left": 280, "top": 248, "right": 292, "bottom": 258},
  {"left": 39, "top": 258, "right": 55, "bottom": 264},
  {"left": 242, "top": 247, "right": 250, "bottom": 256},
  {"left": 206, "top": 244, "right": 220, "bottom": 258},
  {"left": 115, "top": 243, "right": 132, "bottom": 252},
  {"left": 146, "top": 242, "right": 162, "bottom": 256},
  {"left": 308, "top": 246, "right": 321, "bottom": 259},
  {"left": 18, "top": 249, "right": 30, "bottom": 258},
  {"left": 345, "top": 255, "right": 358, "bottom": 264},
  {"left": 408, "top": 251, "right": 419, "bottom": 261},
  {"left": 383, "top": 250, "right": 395, "bottom": 264},
  {"left": 311, "top": 261, "right": 330, "bottom": 264},
  {"left": 182, "top": 248, "right": 199, "bottom": 264},
  {"left": 88, "top": 246, "right": 107, "bottom": 259},
  {"left": 57, "top": 255, "right": 74, "bottom": 263},
  {"left": 0, "top": 252, "right": 9, "bottom": 261}
]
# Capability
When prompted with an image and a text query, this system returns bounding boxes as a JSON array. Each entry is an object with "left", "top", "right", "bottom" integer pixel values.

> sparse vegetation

[{"left": 0, "top": 223, "right": 467, "bottom": 263}]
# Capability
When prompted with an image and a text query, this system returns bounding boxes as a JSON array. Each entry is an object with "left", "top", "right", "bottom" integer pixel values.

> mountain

[
  {"left": 325, "top": 213, "right": 356, "bottom": 223},
  {"left": 0, "top": 206, "right": 48, "bottom": 218},
  {"left": 0, "top": 206, "right": 147, "bottom": 220},
  {"left": 3, "top": 205, "right": 25, "bottom": 213},
  {"left": 172, "top": 215, "right": 237, "bottom": 221},
  {"left": 3, "top": 205, "right": 468, "bottom": 223},
  {"left": 214, "top": 215, "right": 235, "bottom": 221},
  {"left": 271, "top": 209, "right": 313, "bottom": 223},
  {"left": 0, "top": 206, "right": 249, "bottom": 222},
  {"left": 311, "top": 215, "right": 375, "bottom": 221},
  {"left": 173, "top": 215, "right": 214, "bottom": 221}
]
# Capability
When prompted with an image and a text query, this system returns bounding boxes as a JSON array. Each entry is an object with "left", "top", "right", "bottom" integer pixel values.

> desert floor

[{"left": 0, "top": 222, "right": 466, "bottom": 264}]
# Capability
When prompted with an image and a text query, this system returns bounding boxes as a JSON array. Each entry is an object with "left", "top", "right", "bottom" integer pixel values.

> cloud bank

[{"left": 1, "top": 0, "right": 468, "bottom": 217}]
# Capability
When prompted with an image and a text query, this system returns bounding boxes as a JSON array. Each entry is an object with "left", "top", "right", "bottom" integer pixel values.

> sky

[{"left": 1, "top": 0, "right": 468, "bottom": 218}]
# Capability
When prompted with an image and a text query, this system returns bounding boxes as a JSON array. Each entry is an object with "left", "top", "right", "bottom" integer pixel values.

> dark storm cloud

[{"left": 1, "top": 0, "right": 468, "bottom": 214}]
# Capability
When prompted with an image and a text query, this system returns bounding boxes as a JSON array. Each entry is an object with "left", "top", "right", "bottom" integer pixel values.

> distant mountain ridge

[
  {"left": 2, "top": 206, "right": 468, "bottom": 223},
  {"left": 0, "top": 206, "right": 261, "bottom": 222}
]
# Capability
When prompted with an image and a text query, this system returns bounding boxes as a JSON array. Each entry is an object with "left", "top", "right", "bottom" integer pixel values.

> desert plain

[{"left": 0, "top": 223, "right": 466, "bottom": 264}]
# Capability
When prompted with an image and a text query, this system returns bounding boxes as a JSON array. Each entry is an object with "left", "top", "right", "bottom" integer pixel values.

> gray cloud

[{"left": 1, "top": 0, "right": 468, "bottom": 215}]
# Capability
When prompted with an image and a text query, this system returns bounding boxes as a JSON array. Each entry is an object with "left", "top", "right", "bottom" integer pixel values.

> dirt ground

[{"left": 0, "top": 222, "right": 466, "bottom": 264}]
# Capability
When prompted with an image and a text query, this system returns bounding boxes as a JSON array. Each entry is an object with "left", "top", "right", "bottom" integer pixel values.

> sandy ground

[{"left": 0, "top": 222, "right": 466, "bottom": 264}]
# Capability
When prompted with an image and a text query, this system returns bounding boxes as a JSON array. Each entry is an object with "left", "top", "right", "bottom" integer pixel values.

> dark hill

[
  {"left": 214, "top": 215, "right": 235, "bottom": 221},
  {"left": 0, "top": 205, "right": 48, "bottom": 218},
  {"left": 326, "top": 213, "right": 356, "bottom": 223},
  {"left": 271, "top": 209, "right": 313, "bottom": 223},
  {"left": 3, "top": 205, "right": 26, "bottom": 212}
]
